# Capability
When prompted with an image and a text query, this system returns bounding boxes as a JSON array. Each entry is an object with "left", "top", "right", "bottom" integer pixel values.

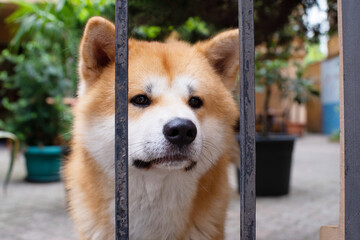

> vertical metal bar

[
  {"left": 238, "top": 0, "right": 256, "bottom": 239},
  {"left": 339, "top": 0, "right": 360, "bottom": 239},
  {"left": 115, "top": 0, "right": 129, "bottom": 239}
]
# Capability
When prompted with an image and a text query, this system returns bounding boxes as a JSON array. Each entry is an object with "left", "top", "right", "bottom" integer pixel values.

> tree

[
  {"left": 129, "top": 0, "right": 323, "bottom": 46},
  {"left": 327, "top": 0, "right": 338, "bottom": 36}
]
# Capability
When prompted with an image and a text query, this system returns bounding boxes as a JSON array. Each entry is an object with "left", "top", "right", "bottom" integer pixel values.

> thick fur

[{"left": 64, "top": 17, "right": 239, "bottom": 240}]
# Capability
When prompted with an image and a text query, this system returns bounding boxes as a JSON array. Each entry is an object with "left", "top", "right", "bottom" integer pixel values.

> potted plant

[
  {"left": 0, "top": 0, "right": 117, "bottom": 183},
  {"left": 283, "top": 65, "right": 320, "bottom": 136},
  {"left": 251, "top": 55, "right": 319, "bottom": 196},
  {"left": 0, "top": 41, "right": 72, "bottom": 181},
  {"left": 0, "top": 2, "right": 74, "bottom": 182},
  {"left": 253, "top": 56, "right": 296, "bottom": 196}
]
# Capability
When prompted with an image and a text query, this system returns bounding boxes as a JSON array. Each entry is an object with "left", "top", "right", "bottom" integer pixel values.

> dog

[{"left": 64, "top": 16, "right": 239, "bottom": 240}]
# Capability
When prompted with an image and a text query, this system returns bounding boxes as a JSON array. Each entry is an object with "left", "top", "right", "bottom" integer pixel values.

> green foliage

[
  {"left": 255, "top": 55, "right": 288, "bottom": 136},
  {"left": 0, "top": 0, "right": 115, "bottom": 146},
  {"left": 130, "top": 16, "right": 214, "bottom": 44},
  {"left": 327, "top": 0, "right": 338, "bottom": 36},
  {"left": 5, "top": 0, "right": 115, "bottom": 89},
  {"left": 255, "top": 56, "right": 289, "bottom": 91},
  {"left": 255, "top": 53, "right": 319, "bottom": 136},
  {"left": 329, "top": 130, "right": 340, "bottom": 142},
  {"left": 177, "top": 17, "right": 214, "bottom": 43},
  {"left": 132, "top": 25, "right": 164, "bottom": 40},
  {"left": 286, "top": 64, "right": 320, "bottom": 105},
  {"left": 0, "top": 43, "right": 72, "bottom": 145},
  {"left": 0, "top": 131, "right": 19, "bottom": 191},
  {"left": 305, "top": 43, "right": 326, "bottom": 65},
  {"left": 256, "top": 56, "right": 319, "bottom": 104},
  {"left": 128, "top": 0, "right": 326, "bottom": 47}
]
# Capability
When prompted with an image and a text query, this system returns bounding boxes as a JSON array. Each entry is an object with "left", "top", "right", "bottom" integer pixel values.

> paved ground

[{"left": 0, "top": 134, "right": 340, "bottom": 240}]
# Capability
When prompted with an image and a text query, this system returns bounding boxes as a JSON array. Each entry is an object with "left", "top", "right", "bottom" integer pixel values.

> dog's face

[{"left": 74, "top": 17, "right": 239, "bottom": 178}]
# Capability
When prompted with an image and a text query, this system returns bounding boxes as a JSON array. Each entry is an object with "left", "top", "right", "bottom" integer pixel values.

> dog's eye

[
  {"left": 130, "top": 95, "right": 151, "bottom": 107},
  {"left": 188, "top": 97, "right": 203, "bottom": 109}
]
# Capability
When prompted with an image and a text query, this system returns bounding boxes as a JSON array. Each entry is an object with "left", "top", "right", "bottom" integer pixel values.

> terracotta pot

[{"left": 286, "top": 122, "right": 306, "bottom": 136}]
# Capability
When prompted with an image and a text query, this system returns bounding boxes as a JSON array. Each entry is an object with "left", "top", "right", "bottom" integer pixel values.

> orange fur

[{"left": 64, "top": 16, "right": 239, "bottom": 240}]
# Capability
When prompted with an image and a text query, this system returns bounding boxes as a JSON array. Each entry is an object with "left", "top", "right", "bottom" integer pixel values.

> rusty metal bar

[
  {"left": 115, "top": 0, "right": 129, "bottom": 239},
  {"left": 238, "top": 0, "right": 256, "bottom": 239}
]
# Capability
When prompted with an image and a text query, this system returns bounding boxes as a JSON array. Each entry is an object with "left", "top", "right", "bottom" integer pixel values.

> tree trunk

[{"left": 261, "top": 84, "right": 271, "bottom": 137}]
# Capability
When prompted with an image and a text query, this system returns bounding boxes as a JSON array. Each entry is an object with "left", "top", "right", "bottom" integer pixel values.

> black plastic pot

[
  {"left": 256, "top": 135, "right": 296, "bottom": 196},
  {"left": 236, "top": 134, "right": 296, "bottom": 196}
]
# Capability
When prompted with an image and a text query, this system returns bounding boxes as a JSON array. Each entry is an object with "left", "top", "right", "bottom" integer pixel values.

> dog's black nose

[{"left": 163, "top": 118, "right": 197, "bottom": 147}]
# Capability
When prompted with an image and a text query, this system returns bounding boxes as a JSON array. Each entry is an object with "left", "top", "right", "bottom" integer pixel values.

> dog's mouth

[{"left": 133, "top": 154, "right": 196, "bottom": 171}]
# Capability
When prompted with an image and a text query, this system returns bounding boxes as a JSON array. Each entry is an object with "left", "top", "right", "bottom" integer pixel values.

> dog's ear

[
  {"left": 78, "top": 17, "right": 115, "bottom": 94},
  {"left": 195, "top": 30, "right": 239, "bottom": 91}
]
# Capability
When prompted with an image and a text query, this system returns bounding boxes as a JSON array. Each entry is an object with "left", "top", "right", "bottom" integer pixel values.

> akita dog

[{"left": 64, "top": 16, "right": 239, "bottom": 240}]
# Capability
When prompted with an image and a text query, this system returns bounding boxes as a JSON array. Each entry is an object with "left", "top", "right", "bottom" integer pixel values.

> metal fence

[
  {"left": 115, "top": 0, "right": 129, "bottom": 238},
  {"left": 238, "top": 0, "right": 256, "bottom": 239},
  {"left": 340, "top": 0, "right": 360, "bottom": 239},
  {"left": 114, "top": 0, "right": 359, "bottom": 239}
]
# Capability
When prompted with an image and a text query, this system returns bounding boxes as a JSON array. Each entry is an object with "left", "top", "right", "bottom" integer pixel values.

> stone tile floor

[{"left": 0, "top": 134, "right": 340, "bottom": 240}]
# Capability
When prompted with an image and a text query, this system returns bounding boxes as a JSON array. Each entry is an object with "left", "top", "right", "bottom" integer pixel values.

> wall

[{"left": 304, "top": 62, "right": 322, "bottom": 132}]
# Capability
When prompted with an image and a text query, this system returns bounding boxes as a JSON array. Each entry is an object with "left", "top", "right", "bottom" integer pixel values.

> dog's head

[{"left": 74, "top": 17, "right": 239, "bottom": 177}]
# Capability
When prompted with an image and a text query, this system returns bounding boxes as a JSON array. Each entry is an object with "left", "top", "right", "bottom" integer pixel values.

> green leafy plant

[
  {"left": 255, "top": 54, "right": 319, "bottom": 137},
  {"left": 285, "top": 64, "right": 320, "bottom": 104},
  {"left": 0, "top": 40, "right": 72, "bottom": 146},
  {"left": 176, "top": 17, "right": 214, "bottom": 43},
  {"left": 329, "top": 129, "right": 340, "bottom": 142},
  {"left": 131, "top": 16, "right": 214, "bottom": 43},
  {"left": 282, "top": 63, "right": 320, "bottom": 122},
  {"left": 0, "top": 131, "right": 19, "bottom": 192},
  {"left": 255, "top": 56, "right": 288, "bottom": 136},
  {"left": 0, "top": 0, "right": 115, "bottom": 146}
]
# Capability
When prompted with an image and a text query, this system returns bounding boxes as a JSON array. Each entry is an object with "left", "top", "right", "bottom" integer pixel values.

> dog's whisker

[
  {"left": 202, "top": 144, "right": 223, "bottom": 157},
  {"left": 200, "top": 146, "right": 217, "bottom": 167},
  {"left": 202, "top": 140, "right": 223, "bottom": 153}
]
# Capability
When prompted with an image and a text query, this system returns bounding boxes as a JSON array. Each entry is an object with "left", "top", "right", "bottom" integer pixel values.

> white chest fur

[{"left": 128, "top": 168, "right": 198, "bottom": 240}]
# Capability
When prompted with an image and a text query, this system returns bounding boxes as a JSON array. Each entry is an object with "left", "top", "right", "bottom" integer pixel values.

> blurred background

[{"left": 0, "top": 0, "right": 340, "bottom": 240}]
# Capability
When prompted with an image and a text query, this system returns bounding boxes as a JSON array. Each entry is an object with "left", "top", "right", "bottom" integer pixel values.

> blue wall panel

[{"left": 322, "top": 103, "right": 340, "bottom": 134}]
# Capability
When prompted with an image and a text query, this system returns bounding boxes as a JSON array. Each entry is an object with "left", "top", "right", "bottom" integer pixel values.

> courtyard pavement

[{"left": 0, "top": 134, "right": 340, "bottom": 240}]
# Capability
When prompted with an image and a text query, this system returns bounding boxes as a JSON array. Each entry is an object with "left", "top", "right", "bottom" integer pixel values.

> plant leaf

[{"left": 0, "top": 131, "right": 19, "bottom": 194}]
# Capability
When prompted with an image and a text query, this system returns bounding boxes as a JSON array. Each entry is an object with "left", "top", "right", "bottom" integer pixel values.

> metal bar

[
  {"left": 238, "top": 0, "right": 256, "bottom": 239},
  {"left": 339, "top": 0, "right": 360, "bottom": 239},
  {"left": 115, "top": 0, "right": 129, "bottom": 239}
]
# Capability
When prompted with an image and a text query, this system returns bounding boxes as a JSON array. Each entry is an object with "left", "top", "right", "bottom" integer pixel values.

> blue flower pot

[{"left": 24, "top": 146, "right": 62, "bottom": 182}]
